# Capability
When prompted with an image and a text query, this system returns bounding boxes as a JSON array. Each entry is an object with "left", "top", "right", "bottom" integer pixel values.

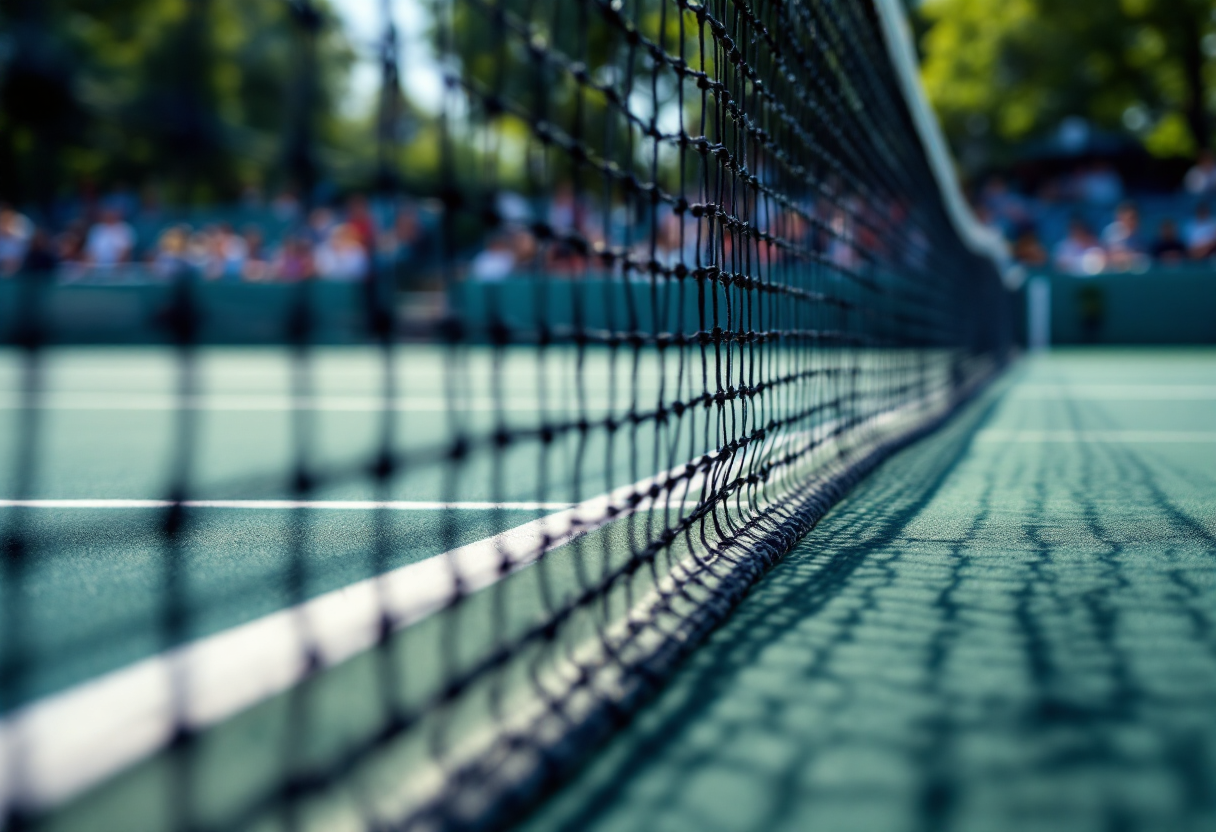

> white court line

[
  {"left": 0, "top": 405, "right": 906, "bottom": 815},
  {"left": 1012, "top": 385, "right": 1216, "bottom": 400},
  {"left": 0, "top": 499, "right": 575, "bottom": 512},
  {"left": 0, "top": 393, "right": 613, "bottom": 412},
  {"left": 975, "top": 429, "right": 1216, "bottom": 443},
  {"left": 0, "top": 466, "right": 718, "bottom": 815}
]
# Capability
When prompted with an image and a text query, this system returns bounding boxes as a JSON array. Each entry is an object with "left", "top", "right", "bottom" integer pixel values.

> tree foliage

[
  {"left": 916, "top": 0, "right": 1216, "bottom": 166},
  {"left": 0, "top": 0, "right": 355, "bottom": 206}
]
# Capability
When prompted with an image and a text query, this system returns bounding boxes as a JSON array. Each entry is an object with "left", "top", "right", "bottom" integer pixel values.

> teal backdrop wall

[
  {"left": 1039, "top": 268, "right": 1216, "bottom": 345},
  {"left": 1, "top": 281, "right": 369, "bottom": 345},
  {"left": 7, "top": 270, "right": 1206, "bottom": 348}
]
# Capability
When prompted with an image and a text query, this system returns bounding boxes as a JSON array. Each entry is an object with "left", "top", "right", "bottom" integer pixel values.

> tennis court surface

[
  {"left": 7, "top": 344, "right": 1216, "bottom": 832},
  {"left": 7, "top": 0, "right": 1208, "bottom": 830},
  {"left": 521, "top": 348, "right": 1216, "bottom": 832}
]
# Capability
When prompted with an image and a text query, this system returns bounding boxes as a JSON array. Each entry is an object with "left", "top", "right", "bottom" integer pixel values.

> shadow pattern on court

[{"left": 518, "top": 372, "right": 1216, "bottom": 832}]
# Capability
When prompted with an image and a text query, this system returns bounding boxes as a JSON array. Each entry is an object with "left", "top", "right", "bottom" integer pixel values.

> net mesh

[{"left": 0, "top": 0, "right": 1011, "bottom": 829}]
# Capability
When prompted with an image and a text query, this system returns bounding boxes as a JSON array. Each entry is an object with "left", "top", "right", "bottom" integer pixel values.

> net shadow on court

[{"left": 516, "top": 361, "right": 1216, "bottom": 832}]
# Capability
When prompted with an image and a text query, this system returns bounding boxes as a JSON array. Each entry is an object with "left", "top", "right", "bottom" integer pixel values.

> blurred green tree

[
  {"left": 917, "top": 0, "right": 1216, "bottom": 165},
  {"left": 0, "top": 0, "right": 354, "bottom": 207}
]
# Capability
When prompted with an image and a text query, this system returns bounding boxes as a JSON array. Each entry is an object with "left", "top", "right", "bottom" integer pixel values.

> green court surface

[
  {"left": 5, "top": 348, "right": 1216, "bottom": 831},
  {"left": 519, "top": 349, "right": 1216, "bottom": 832},
  {"left": 0, "top": 345, "right": 944, "bottom": 711},
  {"left": 0, "top": 346, "right": 711, "bottom": 707},
  {"left": 5, "top": 344, "right": 917, "bottom": 830}
]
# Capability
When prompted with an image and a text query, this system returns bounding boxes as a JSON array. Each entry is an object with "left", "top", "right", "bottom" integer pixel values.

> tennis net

[{"left": 0, "top": 0, "right": 1012, "bottom": 829}]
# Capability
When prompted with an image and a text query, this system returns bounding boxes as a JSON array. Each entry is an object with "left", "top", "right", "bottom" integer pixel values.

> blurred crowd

[
  {"left": 465, "top": 184, "right": 928, "bottom": 283},
  {"left": 0, "top": 180, "right": 955, "bottom": 288},
  {"left": 0, "top": 191, "right": 432, "bottom": 284},
  {"left": 978, "top": 151, "right": 1216, "bottom": 276},
  {"left": 8, "top": 152, "right": 1216, "bottom": 286}
]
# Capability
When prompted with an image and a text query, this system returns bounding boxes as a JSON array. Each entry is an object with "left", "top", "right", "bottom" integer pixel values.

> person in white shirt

[
  {"left": 470, "top": 230, "right": 537, "bottom": 282},
  {"left": 1184, "top": 150, "right": 1216, "bottom": 197},
  {"left": 1184, "top": 203, "right": 1216, "bottom": 259},
  {"left": 1101, "top": 202, "right": 1148, "bottom": 272},
  {"left": 218, "top": 224, "right": 248, "bottom": 280},
  {"left": 470, "top": 234, "right": 518, "bottom": 282},
  {"left": 84, "top": 210, "right": 135, "bottom": 267},
  {"left": 152, "top": 225, "right": 190, "bottom": 279},
  {"left": 1054, "top": 219, "right": 1106, "bottom": 275},
  {"left": 314, "top": 223, "right": 369, "bottom": 282}
]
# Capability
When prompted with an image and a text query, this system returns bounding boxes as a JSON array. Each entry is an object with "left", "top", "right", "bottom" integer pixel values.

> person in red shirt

[{"left": 346, "top": 194, "right": 378, "bottom": 255}]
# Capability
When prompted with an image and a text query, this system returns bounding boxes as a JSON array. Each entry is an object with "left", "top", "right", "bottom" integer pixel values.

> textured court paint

[
  {"left": 0, "top": 463, "right": 715, "bottom": 811},
  {"left": 519, "top": 350, "right": 1216, "bottom": 832},
  {"left": 0, "top": 347, "right": 719, "bottom": 710},
  {"left": 0, "top": 508, "right": 520, "bottom": 707},
  {"left": 0, "top": 347, "right": 763, "bottom": 504},
  {"left": 0, "top": 342, "right": 982, "bottom": 829}
]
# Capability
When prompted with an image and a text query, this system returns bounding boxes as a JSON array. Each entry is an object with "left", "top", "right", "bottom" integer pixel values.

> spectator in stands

[
  {"left": 306, "top": 207, "right": 336, "bottom": 247},
  {"left": 152, "top": 225, "right": 190, "bottom": 278},
  {"left": 1102, "top": 202, "right": 1148, "bottom": 271},
  {"left": 216, "top": 224, "right": 248, "bottom": 281},
  {"left": 470, "top": 230, "right": 536, "bottom": 282},
  {"left": 1054, "top": 218, "right": 1106, "bottom": 275},
  {"left": 1184, "top": 150, "right": 1216, "bottom": 197},
  {"left": 185, "top": 226, "right": 211, "bottom": 275},
  {"left": 654, "top": 212, "right": 697, "bottom": 268},
  {"left": 0, "top": 204, "right": 33, "bottom": 276},
  {"left": 55, "top": 219, "right": 88, "bottom": 264},
  {"left": 241, "top": 226, "right": 270, "bottom": 281},
  {"left": 1011, "top": 227, "right": 1049, "bottom": 268},
  {"left": 273, "top": 234, "right": 314, "bottom": 282},
  {"left": 546, "top": 184, "right": 597, "bottom": 274},
  {"left": 83, "top": 209, "right": 135, "bottom": 268},
  {"left": 1150, "top": 220, "right": 1188, "bottom": 265},
  {"left": 346, "top": 195, "right": 378, "bottom": 255},
  {"left": 1184, "top": 203, "right": 1216, "bottom": 259},
  {"left": 315, "top": 223, "right": 369, "bottom": 282},
  {"left": 827, "top": 207, "right": 860, "bottom": 270},
  {"left": 470, "top": 233, "right": 518, "bottom": 282}
]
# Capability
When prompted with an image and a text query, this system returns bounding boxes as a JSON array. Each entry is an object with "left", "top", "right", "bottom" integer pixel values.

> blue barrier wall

[
  {"left": 451, "top": 277, "right": 756, "bottom": 342},
  {"left": 1, "top": 281, "right": 370, "bottom": 345},
  {"left": 8, "top": 271, "right": 1146, "bottom": 349},
  {"left": 1039, "top": 268, "right": 1216, "bottom": 345}
]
